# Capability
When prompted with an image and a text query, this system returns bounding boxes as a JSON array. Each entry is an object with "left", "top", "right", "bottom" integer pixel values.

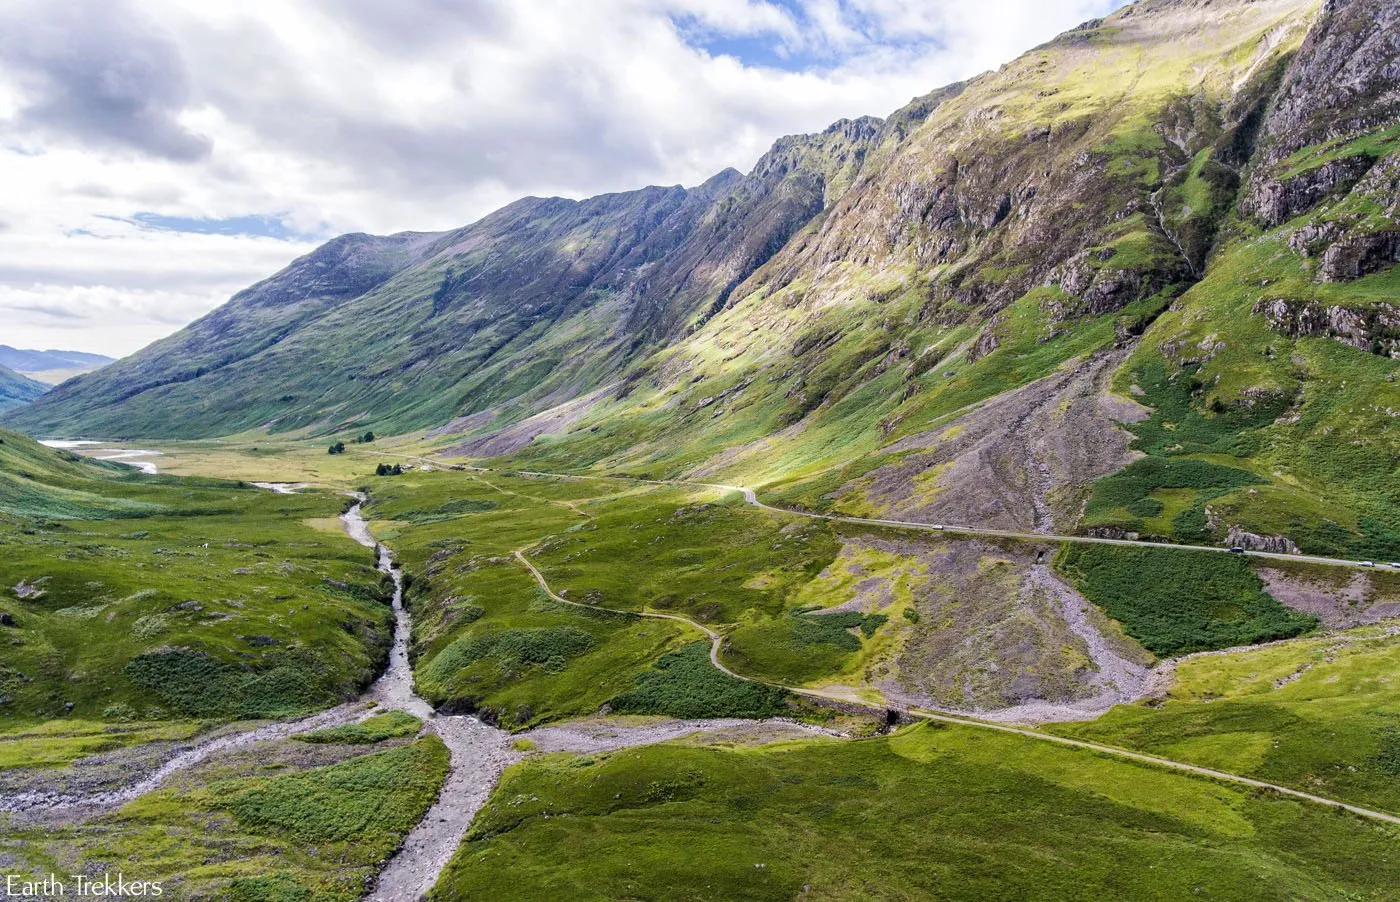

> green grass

[
  {"left": 1, "top": 735, "right": 449, "bottom": 901},
  {"left": 1048, "top": 624, "right": 1400, "bottom": 814},
  {"left": 0, "top": 720, "right": 205, "bottom": 769},
  {"left": 220, "top": 738, "right": 448, "bottom": 843},
  {"left": 530, "top": 486, "right": 840, "bottom": 624},
  {"left": 435, "top": 722, "right": 1400, "bottom": 900},
  {"left": 725, "top": 609, "right": 889, "bottom": 686},
  {"left": 0, "top": 366, "right": 46, "bottom": 414},
  {"left": 296, "top": 710, "right": 422, "bottom": 745},
  {"left": 1111, "top": 219, "right": 1400, "bottom": 557},
  {"left": 0, "top": 429, "right": 391, "bottom": 729},
  {"left": 1055, "top": 543, "right": 1316, "bottom": 655},
  {"left": 363, "top": 470, "right": 695, "bottom": 729},
  {"left": 1084, "top": 455, "right": 1265, "bottom": 538}
]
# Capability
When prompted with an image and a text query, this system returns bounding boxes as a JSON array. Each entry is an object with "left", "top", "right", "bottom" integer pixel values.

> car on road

[
  {"left": 1228, "top": 546, "right": 1245, "bottom": 553},
  {"left": 1390, "top": 562, "right": 1400, "bottom": 569},
  {"left": 1360, "top": 561, "right": 1375, "bottom": 568}
]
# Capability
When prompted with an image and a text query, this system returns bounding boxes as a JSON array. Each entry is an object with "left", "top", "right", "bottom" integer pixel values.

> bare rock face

[
  {"left": 1245, "top": 0, "right": 1400, "bottom": 170},
  {"left": 1241, "top": 0, "right": 1400, "bottom": 277}
]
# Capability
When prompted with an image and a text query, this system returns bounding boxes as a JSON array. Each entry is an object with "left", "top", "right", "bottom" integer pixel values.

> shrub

[
  {"left": 422, "top": 626, "right": 595, "bottom": 684},
  {"left": 227, "top": 875, "right": 312, "bottom": 902},
  {"left": 789, "top": 610, "right": 888, "bottom": 649},
  {"left": 124, "top": 649, "right": 334, "bottom": 719},
  {"left": 1086, "top": 456, "right": 1264, "bottom": 528},
  {"left": 1055, "top": 544, "right": 1316, "bottom": 656},
  {"left": 1376, "top": 726, "right": 1400, "bottom": 776},
  {"left": 609, "top": 642, "right": 786, "bottom": 719},
  {"left": 222, "top": 738, "right": 449, "bottom": 844}
]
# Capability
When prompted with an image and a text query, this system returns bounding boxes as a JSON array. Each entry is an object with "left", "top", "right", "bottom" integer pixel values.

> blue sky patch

[
  {"left": 670, "top": 0, "right": 836, "bottom": 72},
  {"left": 101, "top": 212, "right": 324, "bottom": 241}
]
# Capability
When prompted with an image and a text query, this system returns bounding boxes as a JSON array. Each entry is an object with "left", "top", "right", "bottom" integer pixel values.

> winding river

[{"left": 339, "top": 496, "right": 519, "bottom": 902}]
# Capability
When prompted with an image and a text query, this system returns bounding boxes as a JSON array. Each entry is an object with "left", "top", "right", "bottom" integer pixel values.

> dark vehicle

[{"left": 1228, "top": 546, "right": 1245, "bottom": 554}]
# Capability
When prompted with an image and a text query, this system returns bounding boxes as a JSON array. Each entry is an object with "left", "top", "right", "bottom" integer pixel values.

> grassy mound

[{"left": 297, "top": 711, "right": 422, "bottom": 745}]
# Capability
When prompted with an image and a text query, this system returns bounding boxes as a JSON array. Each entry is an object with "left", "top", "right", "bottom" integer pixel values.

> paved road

[
  {"left": 382, "top": 448, "right": 1361, "bottom": 570},
  {"left": 505, "top": 468, "right": 1386, "bottom": 572}
]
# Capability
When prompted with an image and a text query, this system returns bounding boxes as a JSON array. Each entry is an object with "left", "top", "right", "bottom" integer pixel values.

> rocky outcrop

[
  {"left": 1253, "top": 296, "right": 1400, "bottom": 355},
  {"left": 1239, "top": 0, "right": 1400, "bottom": 278},
  {"left": 1241, "top": 154, "right": 1376, "bottom": 227},
  {"left": 1049, "top": 249, "right": 1180, "bottom": 318},
  {"left": 1245, "top": 0, "right": 1400, "bottom": 169},
  {"left": 1319, "top": 230, "right": 1400, "bottom": 281},
  {"left": 1225, "top": 527, "right": 1301, "bottom": 555}
]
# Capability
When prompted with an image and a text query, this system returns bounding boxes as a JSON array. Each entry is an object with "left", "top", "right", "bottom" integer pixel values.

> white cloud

[{"left": 0, "top": 0, "right": 1127, "bottom": 356}]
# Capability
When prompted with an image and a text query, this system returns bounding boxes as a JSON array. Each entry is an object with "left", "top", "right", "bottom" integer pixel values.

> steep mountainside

[
  {"left": 0, "top": 365, "right": 46, "bottom": 413},
  {"left": 8, "top": 0, "right": 1397, "bottom": 557}
]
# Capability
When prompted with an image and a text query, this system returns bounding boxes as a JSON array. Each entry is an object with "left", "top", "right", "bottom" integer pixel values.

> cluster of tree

[
  {"left": 327, "top": 432, "right": 374, "bottom": 455},
  {"left": 375, "top": 463, "right": 404, "bottom": 476}
]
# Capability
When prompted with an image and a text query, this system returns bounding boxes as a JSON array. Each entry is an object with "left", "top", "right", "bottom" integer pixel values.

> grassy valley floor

[{"left": 438, "top": 720, "right": 1400, "bottom": 901}]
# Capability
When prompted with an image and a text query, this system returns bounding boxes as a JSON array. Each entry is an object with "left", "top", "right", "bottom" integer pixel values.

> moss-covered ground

[{"left": 0, "top": 429, "right": 391, "bottom": 730}]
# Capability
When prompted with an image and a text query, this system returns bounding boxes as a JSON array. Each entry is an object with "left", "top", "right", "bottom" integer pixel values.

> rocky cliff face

[
  {"left": 1254, "top": 296, "right": 1400, "bottom": 356},
  {"left": 1241, "top": 0, "right": 1400, "bottom": 278}
]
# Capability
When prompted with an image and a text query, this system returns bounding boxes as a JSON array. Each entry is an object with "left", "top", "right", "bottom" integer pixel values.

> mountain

[
  {"left": 4, "top": 119, "right": 881, "bottom": 439},
  {"left": 0, "top": 364, "right": 46, "bottom": 412},
  {"left": 8, "top": 0, "right": 1398, "bottom": 558},
  {"left": 0, "top": 346, "right": 115, "bottom": 385}
]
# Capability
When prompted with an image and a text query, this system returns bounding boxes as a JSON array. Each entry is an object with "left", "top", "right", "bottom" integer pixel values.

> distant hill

[
  {"left": 0, "top": 364, "right": 47, "bottom": 413},
  {"left": 0, "top": 346, "right": 115, "bottom": 385}
]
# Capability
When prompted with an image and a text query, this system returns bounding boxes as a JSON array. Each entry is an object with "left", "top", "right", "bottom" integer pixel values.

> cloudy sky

[{"left": 0, "top": 0, "right": 1129, "bottom": 358}]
